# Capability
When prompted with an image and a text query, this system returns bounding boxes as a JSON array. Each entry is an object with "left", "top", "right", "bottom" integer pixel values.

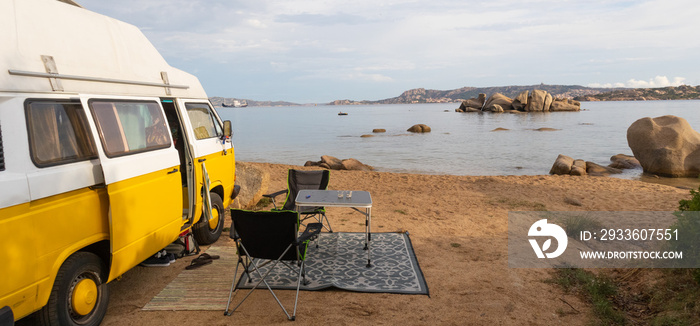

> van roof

[{"left": 0, "top": 0, "right": 208, "bottom": 99}]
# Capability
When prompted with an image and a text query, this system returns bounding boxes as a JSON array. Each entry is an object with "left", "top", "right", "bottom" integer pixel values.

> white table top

[{"left": 295, "top": 190, "right": 372, "bottom": 208}]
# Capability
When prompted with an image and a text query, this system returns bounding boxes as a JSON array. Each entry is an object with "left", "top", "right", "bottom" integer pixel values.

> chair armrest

[
  {"left": 296, "top": 223, "right": 323, "bottom": 244},
  {"left": 263, "top": 189, "right": 287, "bottom": 198},
  {"left": 262, "top": 189, "right": 288, "bottom": 209}
]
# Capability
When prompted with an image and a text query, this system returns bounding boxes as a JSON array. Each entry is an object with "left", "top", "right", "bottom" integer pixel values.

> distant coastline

[{"left": 210, "top": 84, "right": 700, "bottom": 107}]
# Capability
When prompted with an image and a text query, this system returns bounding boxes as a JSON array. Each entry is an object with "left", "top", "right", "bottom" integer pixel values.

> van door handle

[
  {"left": 89, "top": 183, "right": 106, "bottom": 190},
  {"left": 198, "top": 158, "right": 207, "bottom": 163},
  {"left": 167, "top": 168, "right": 179, "bottom": 174}
]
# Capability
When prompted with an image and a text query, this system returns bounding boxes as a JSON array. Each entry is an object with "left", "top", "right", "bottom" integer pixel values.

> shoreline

[{"left": 94, "top": 162, "right": 689, "bottom": 325}]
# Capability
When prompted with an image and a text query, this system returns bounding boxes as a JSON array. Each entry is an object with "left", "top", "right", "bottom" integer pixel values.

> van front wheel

[
  {"left": 194, "top": 192, "right": 224, "bottom": 245},
  {"left": 38, "top": 252, "right": 109, "bottom": 326}
]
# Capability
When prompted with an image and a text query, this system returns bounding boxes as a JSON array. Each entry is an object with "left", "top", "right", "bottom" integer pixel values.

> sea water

[{"left": 217, "top": 100, "right": 700, "bottom": 186}]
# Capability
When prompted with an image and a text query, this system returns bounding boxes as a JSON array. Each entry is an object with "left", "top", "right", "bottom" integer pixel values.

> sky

[{"left": 77, "top": 0, "right": 700, "bottom": 103}]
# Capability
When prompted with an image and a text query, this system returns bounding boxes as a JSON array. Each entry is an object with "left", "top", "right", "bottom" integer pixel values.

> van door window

[
  {"left": 89, "top": 100, "right": 171, "bottom": 157},
  {"left": 25, "top": 100, "right": 98, "bottom": 167},
  {"left": 185, "top": 103, "right": 222, "bottom": 140}
]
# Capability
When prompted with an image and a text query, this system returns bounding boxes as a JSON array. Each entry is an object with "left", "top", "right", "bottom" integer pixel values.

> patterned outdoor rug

[
  {"left": 237, "top": 232, "right": 429, "bottom": 295},
  {"left": 142, "top": 232, "right": 428, "bottom": 311}
]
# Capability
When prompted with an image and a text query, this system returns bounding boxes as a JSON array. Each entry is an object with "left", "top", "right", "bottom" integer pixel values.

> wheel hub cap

[
  {"left": 208, "top": 207, "right": 219, "bottom": 230},
  {"left": 72, "top": 278, "right": 97, "bottom": 316}
]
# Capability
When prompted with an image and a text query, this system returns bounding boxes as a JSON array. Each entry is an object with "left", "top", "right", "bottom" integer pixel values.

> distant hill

[
  {"left": 328, "top": 84, "right": 613, "bottom": 105},
  {"left": 573, "top": 85, "right": 700, "bottom": 101}
]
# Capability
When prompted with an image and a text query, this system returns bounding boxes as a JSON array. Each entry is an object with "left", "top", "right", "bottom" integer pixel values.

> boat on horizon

[
  {"left": 222, "top": 100, "right": 248, "bottom": 108},
  {"left": 338, "top": 111, "right": 348, "bottom": 116}
]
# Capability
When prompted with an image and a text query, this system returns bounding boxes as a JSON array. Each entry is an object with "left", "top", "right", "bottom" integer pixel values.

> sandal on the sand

[
  {"left": 197, "top": 253, "right": 220, "bottom": 260},
  {"left": 186, "top": 256, "right": 212, "bottom": 270}
]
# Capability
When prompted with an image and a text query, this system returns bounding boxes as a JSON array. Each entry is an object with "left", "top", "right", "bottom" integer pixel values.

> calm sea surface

[{"left": 217, "top": 100, "right": 700, "bottom": 187}]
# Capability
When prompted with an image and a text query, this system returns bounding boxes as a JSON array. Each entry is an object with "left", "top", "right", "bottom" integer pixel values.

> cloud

[{"left": 588, "top": 76, "right": 686, "bottom": 89}]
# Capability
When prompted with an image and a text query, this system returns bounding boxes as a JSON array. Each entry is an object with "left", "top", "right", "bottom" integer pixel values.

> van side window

[
  {"left": 90, "top": 100, "right": 171, "bottom": 157},
  {"left": 0, "top": 125, "right": 4, "bottom": 171},
  {"left": 25, "top": 100, "right": 98, "bottom": 167},
  {"left": 185, "top": 103, "right": 222, "bottom": 140}
]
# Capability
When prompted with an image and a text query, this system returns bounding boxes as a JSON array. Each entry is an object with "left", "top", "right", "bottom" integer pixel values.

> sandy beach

[{"left": 96, "top": 162, "right": 689, "bottom": 325}]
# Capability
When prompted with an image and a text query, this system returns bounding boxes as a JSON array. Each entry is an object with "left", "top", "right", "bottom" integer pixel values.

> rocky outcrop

[
  {"left": 550, "top": 98, "right": 581, "bottom": 111},
  {"left": 232, "top": 162, "right": 269, "bottom": 209},
  {"left": 627, "top": 115, "right": 700, "bottom": 177},
  {"left": 549, "top": 154, "right": 635, "bottom": 176},
  {"left": 372, "top": 129, "right": 386, "bottom": 133},
  {"left": 407, "top": 124, "right": 431, "bottom": 133},
  {"left": 456, "top": 93, "right": 486, "bottom": 112},
  {"left": 456, "top": 89, "right": 580, "bottom": 113},
  {"left": 305, "top": 156, "right": 374, "bottom": 171}
]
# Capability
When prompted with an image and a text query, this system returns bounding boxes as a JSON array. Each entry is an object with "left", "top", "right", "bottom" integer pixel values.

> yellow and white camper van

[{"left": 0, "top": 0, "right": 238, "bottom": 324}]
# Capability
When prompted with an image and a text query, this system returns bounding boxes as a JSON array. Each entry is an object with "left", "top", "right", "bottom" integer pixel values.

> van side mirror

[{"left": 223, "top": 120, "right": 232, "bottom": 137}]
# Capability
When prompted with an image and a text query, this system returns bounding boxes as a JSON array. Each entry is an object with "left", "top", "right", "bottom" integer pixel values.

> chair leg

[
  {"left": 228, "top": 245, "right": 294, "bottom": 320},
  {"left": 292, "top": 261, "right": 305, "bottom": 321},
  {"left": 224, "top": 257, "right": 243, "bottom": 316}
]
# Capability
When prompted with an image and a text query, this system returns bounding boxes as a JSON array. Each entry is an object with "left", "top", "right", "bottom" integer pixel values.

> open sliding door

[{"left": 87, "top": 99, "right": 182, "bottom": 280}]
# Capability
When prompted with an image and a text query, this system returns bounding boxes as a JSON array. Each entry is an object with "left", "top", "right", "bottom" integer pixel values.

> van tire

[
  {"left": 194, "top": 192, "right": 224, "bottom": 245},
  {"left": 38, "top": 252, "right": 109, "bottom": 326}
]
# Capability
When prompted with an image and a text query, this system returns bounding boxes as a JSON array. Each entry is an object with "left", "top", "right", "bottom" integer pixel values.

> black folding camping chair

[
  {"left": 224, "top": 209, "right": 322, "bottom": 321},
  {"left": 263, "top": 169, "right": 333, "bottom": 232}
]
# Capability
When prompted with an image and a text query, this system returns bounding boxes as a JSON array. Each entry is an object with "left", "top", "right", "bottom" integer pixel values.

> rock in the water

[
  {"left": 512, "top": 91, "right": 529, "bottom": 111},
  {"left": 550, "top": 98, "right": 581, "bottom": 111},
  {"left": 533, "top": 127, "right": 560, "bottom": 131},
  {"left": 232, "top": 162, "right": 269, "bottom": 209},
  {"left": 550, "top": 154, "right": 574, "bottom": 175},
  {"left": 372, "top": 129, "right": 386, "bottom": 133},
  {"left": 483, "top": 93, "right": 513, "bottom": 112},
  {"left": 491, "top": 127, "right": 509, "bottom": 132},
  {"left": 407, "top": 124, "right": 431, "bottom": 133},
  {"left": 321, "top": 155, "right": 344, "bottom": 170},
  {"left": 609, "top": 154, "right": 641, "bottom": 170},
  {"left": 360, "top": 134, "right": 374, "bottom": 138},
  {"left": 586, "top": 162, "right": 622, "bottom": 175},
  {"left": 341, "top": 158, "right": 373, "bottom": 171},
  {"left": 627, "top": 115, "right": 700, "bottom": 177}
]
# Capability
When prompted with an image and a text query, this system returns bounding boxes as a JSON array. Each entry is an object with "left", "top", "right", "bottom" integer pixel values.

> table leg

[{"left": 366, "top": 207, "right": 371, "bottom": 268}]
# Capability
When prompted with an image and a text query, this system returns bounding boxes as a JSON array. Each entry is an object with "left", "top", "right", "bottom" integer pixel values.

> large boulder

[
  {"left": 407, "top": 124, "right": 431, "bottom": 133},
  {"left": 483, "top": 93, "right": 513, "bottom": 112},
  {"left": 512, "top": 91, "right": 529, "bottom": 111},
  {"left": 550, "top": 154, "right": 574, "bottom": 175},
  {"left": 232, "top": 162, "right": 269, "bottom": 209},
  {"left": 527, "top": 90, "right": 548, "bottom": 111},
  {"left": 627, "top": 115, "right": 700, "bottom": 177}
]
